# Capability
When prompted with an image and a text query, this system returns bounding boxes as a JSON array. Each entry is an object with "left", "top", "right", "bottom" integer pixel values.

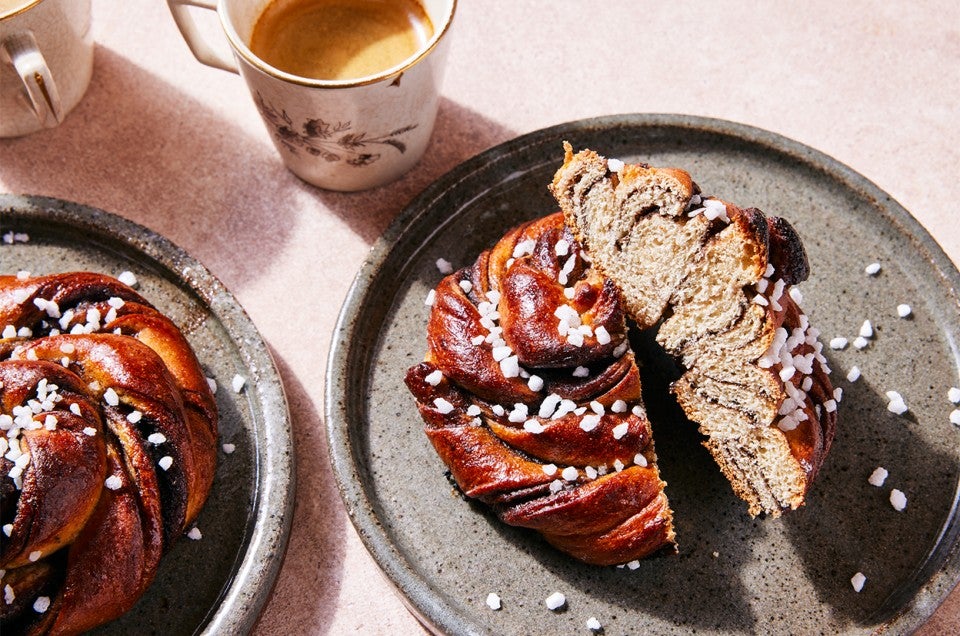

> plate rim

[
  {"left": 324, "top": 113, "right": 960, "bottom": 635},
  {"left": 0, "top": 193, "right": 297, "bottom": 635}
]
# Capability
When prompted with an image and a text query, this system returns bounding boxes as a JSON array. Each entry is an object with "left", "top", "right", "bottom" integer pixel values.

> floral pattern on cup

[{"left": 255, "top": 92, "right": 417, "bottom": 167}]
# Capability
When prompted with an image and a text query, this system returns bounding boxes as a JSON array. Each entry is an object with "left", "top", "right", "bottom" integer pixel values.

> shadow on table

[
  {"left": 252, "top": 351, "right": 348, "bottom": 635},
  {"left": 0, "top": 45, "right": 515, "bottom": 284},
  {"left": 0, "top": 45, "right": 304, "bottom": 289}
]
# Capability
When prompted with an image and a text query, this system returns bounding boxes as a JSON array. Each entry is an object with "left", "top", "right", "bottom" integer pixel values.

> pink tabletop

[{"left": 1, "top": 1, "right": 958, "bottom": 633}]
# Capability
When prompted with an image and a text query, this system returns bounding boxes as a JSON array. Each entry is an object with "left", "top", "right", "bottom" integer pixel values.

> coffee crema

[{"left": 249, "top": 0, "right": 434, "bottom": 81}]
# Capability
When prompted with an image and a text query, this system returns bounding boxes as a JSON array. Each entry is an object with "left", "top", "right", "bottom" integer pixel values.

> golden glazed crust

[
  {"left": 406, "top": 147, "right": 837, "bottom": 567},
  {"left": 405, "top": 213, "right": 675, "bottom": 565},
  {"left": 0, "top": 273, "right": 217, "bottom": 635}
]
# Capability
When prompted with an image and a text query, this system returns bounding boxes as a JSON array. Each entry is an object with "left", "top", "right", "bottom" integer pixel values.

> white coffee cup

[
  {"left": 0, "top": 0, "right": 94, "bottom": 138},
  {"left": 168, "top": 0, "right": 456, "bottom": 192}
]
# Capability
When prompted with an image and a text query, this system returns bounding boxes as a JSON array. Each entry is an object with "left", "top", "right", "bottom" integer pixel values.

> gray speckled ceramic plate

[
  {"left": 326, "top": 115, "right": 960, "bottom": 635},
  {"left": 0, "top": 195, "right": 294, "bottom": 635}
]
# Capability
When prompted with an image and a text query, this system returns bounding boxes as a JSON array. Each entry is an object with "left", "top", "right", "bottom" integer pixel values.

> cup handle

[
  {"left": 167, "top": 0, "right": 239, "bottom": 74},
  {"left": 1, "top": 32, "right": 63, "bottom": 128}
]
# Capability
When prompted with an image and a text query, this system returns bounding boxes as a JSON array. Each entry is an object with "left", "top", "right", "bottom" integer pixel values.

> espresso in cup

[
  {"left": 250, "top": 0, "right": 434, "bottom": 81},
  {"left": 168, "top": 0, "right": 455, "bottom": 190}
]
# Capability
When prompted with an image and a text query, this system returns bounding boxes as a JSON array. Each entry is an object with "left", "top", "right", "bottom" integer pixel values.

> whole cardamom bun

[{"left": 0, "top": 272, "right": 217, "bottom": 635}]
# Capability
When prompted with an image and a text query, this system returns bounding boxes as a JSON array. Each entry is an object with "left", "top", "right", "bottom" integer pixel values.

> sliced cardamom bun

[{"left": 551, "top": 143, "right": 837, "bottom": 516}]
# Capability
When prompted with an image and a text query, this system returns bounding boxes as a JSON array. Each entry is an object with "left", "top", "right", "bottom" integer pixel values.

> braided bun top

[
  {"left": 0, "top": 272, "right": 217, "bottom": 635},
  {"left": 406, "top": 214, "right": 675, "bottom": 565}
]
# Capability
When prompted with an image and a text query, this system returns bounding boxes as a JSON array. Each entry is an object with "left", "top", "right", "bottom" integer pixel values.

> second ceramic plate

[
  {"left": 0, "top": 196, "right": 295, "bottom": 635},
  {"left": 326, "top": 115, "right": 960, "bottom": 635}
]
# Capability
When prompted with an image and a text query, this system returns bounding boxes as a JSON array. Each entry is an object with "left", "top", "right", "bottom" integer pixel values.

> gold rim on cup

[
  {"left": 217, "top": 0, "right": 456, "bottom": 88},
  {"left": 0, "top": 0, "right": 45, "bottom": 22}
]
